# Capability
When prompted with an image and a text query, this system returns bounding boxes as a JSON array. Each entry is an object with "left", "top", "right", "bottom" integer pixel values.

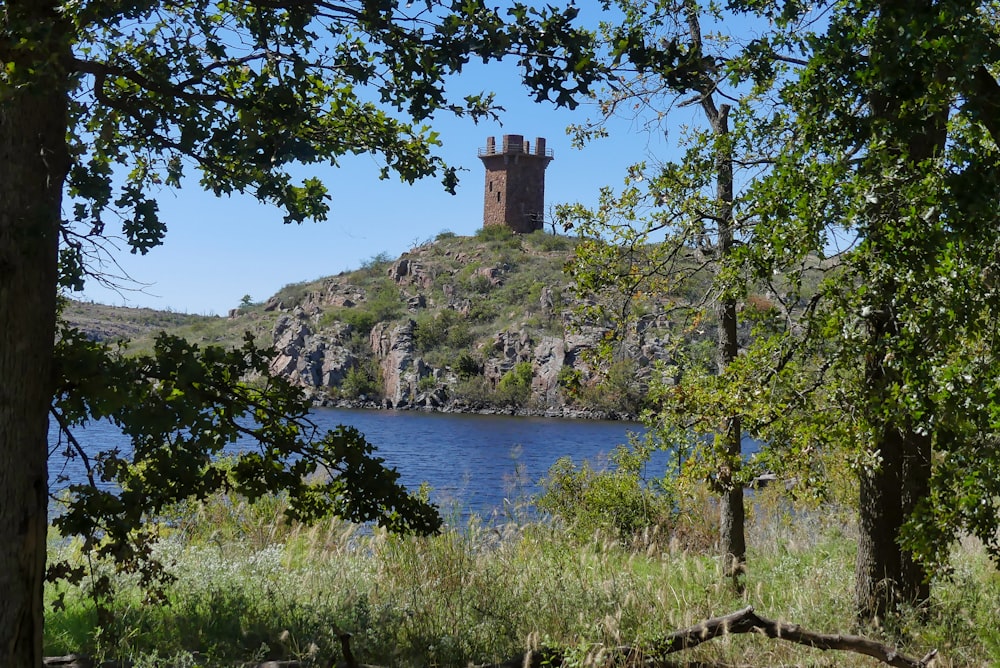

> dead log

[
  {"left": 53, "top": 607, "right": 937, "bottom": 668},
  {"left": 43, "top": 657, "right": 94, "bottom": 668}
]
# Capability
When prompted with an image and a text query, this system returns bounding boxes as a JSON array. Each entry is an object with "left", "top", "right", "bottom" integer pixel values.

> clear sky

[{"left": 75, "top": 59, "right": 690, "bottom": 315}]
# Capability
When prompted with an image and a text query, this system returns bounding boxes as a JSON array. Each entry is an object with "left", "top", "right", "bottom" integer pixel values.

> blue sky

[{"left": 75, "top": 57, "right": 693, "bottom": 315}]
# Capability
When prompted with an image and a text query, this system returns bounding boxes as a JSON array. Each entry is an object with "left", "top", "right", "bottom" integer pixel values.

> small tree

[
  {"left": 562, "top": 0, "right": 759, "bottom": 583},
  {"left": 496, "top": 361, "right": 534, "bottom": 406}
]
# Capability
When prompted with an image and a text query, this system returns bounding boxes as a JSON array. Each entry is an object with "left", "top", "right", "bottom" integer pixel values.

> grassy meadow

[{"left": 44, "top": 481, "right": 1000, "bottom": 668}]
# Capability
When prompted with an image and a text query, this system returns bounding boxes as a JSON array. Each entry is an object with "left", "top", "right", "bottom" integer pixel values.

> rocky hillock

[
  {"left": 65, "top": 227, "right": 747, "bottom": 418},
  {"left": 235, "top": 227, "right": 682, "bottom": 418}
]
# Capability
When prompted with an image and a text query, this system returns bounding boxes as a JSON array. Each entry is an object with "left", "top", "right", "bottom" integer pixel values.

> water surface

[{"left": 49, "top": 408, "right": 649, "bottom": 518}]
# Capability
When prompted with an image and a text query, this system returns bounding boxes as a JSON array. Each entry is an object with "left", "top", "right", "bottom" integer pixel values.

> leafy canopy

[
  {"left": 563, "top": 0, "right": 1000, "bottom": 588},
  {"left": 50, "top": 325, "right": 441, "bottom": 597}
]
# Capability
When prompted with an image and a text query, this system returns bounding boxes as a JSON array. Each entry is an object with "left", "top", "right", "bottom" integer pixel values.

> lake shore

[{"left": 310, "top": 392, "right": 639, "bottom": 422}]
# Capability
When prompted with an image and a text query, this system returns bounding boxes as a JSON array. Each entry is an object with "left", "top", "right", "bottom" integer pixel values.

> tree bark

[
  {"left": 709, "top": 105, "right": 744, "bottom": 578},
  {"left": 0, "top": 2, "right": 71, "bottom": 665},
  {"left": 856, "top": 423, "right": 932, "bottom": 621}
]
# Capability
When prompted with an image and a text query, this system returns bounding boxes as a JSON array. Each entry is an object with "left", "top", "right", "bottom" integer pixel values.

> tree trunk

[
  {"left": 681, "top": 0, "right": 745, "bottom": 577},
  {"left": 852, "top": 0, "right": 945, "bottom": 624},
  {"left": 856, "top": 424, "right": 931, "bottom": 621},
  {"left": 710, "top": 106, "right": 744, "bottom": 576},
  {"left": 0, "top": 2, "right": 70, "bottom": 665}
]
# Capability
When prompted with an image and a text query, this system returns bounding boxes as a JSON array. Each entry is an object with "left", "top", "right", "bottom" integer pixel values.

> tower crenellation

[{"left": 478, "top": 134, "right": 553, "bottom": 233}]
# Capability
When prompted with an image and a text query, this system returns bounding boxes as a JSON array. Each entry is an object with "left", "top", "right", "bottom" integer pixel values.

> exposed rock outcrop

[
  {"left": 389, "top": 256, "right": 436, "bottom": 290},
  {"left": 270, "top": 312, "right": 357, "bottom": 389},
  {"left": 370, "top": 319, "right": 430, "bottom": 408},
  {"left": 532, "top": 336, "right": 566, "bottom": 403},
  {"left": 67, "top": 229, "right": 806, "bottom": 420}
]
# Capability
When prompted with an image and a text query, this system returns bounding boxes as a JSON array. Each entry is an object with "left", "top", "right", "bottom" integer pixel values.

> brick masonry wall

[{"left": 480, "top": 135, "right": 552, "bottom": 233}]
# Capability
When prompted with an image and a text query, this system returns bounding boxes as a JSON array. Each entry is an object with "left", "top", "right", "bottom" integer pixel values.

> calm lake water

[{"left": 49, "top": 408, "right": 653, "bottom": 519}]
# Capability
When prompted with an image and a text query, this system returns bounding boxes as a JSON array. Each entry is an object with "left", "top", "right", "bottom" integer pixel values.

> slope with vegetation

[
  {"left": 66, "top": 225, "right": 810, "bottom": 419},
  {"left": 63, "top": 227, "right": 668, "bottom": 417}
]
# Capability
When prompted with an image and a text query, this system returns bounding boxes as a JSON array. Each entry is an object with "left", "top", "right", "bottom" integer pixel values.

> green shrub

[
  {"left": 467, "top": 273, "right": 493, "bottom": 295},
  {"left": 467, "top": 298, "right": 500, "bottom": 323},
  {"left": 435, "top": 230, "right": 457, "bottom": 241},
  {"left": 367, "top": 280, "right": 404, "bottom": 321},
  {"left": 340, "top": 360, "right": 382, "bottom": 399},
  {"left": 495, "top": 272, "right": 534, "bottom": 306},
  {"left": 414, "top": 310, "right": 468, "bottom": 352},
  {"left": 496, "top": 361, "right": 534, "bottom": 406},
  {"left": 474, "top": 225, "right": 517, "bottom": 243},
  {"left": 537, "top": 444, "right": 675, "bottom": 547},
  {"left": 556, "top": 366, "right": 583, "bottom": 400},
  {"left": 525, "top": 230, "right": 569, "bottom": 252},
  {"left": 273, "top": 280, "right": 313, "bottom": 307},
  {"left": 453, "top": 376, "right": 494, "bottom": 404},
  {"left": 343, "top": 309, "right": 378, "bottom": 335},
  {"left": 417, "top": 375, "right": 438, "bottom": 393},
  {"left": 359, "top": 251, "right": 393, "bottom": 277},
  {"left": 321, "top": 307, "right": 378, "bottom": 335},
  {"left": 454, "top": 352, "right": 482, "bottom": 379},
  {"left": 445, "top": 320, "right": 474, "bottom": 349},
  {"left": 577, "top": 359, "right": 646, "bottom": 415}
]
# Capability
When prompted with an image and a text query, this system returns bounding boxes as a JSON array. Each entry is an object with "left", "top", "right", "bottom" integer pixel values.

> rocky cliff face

[
  {"left": 253, "top": 231, "right": 681, "bottom": 418},
  {"left": 270, "top": 309, "right": 357, "bottom": 388}
]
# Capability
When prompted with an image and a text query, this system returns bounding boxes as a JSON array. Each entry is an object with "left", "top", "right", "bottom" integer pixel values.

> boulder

[{"left": 389, "top": 257, "right": 435, "bottom": 289}]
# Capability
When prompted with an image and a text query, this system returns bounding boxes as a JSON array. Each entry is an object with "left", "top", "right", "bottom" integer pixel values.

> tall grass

[{"left": 45, "top": 487, "right": 1000, "bottom": 667}]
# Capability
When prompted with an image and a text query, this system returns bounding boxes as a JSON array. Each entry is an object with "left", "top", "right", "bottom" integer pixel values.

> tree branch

[
  {"left": 49, "top": 407, "right": 98, "bottom": 491},
  {"left": 650, "top": 606, "right": 937, "bottom": 668},
  {"left": 71, "top": 57, "right": 239, "bottom": 107}
]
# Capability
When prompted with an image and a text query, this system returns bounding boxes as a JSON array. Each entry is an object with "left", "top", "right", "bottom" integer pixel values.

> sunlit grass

[{"left": 45, "top": 488, "right": 1000, "bottom": 667}]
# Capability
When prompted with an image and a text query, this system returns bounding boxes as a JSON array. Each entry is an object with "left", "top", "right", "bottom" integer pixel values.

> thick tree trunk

[
  {"left": 0, "top": 2, "right": 70, "bottom": 665},
  {"left": 856, "top": 425, "right": 931, "bottom": 621},
  {"left": 852, "top": 0, "right": 943, "bottom": 624}
]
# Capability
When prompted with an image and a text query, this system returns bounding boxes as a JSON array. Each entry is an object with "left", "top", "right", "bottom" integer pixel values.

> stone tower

[{"left": 478, "top": 134, "right": 553, "bottom": 233}]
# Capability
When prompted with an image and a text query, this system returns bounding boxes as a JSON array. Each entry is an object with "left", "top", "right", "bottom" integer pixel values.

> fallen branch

[
  {"left": 477, "top": 606, "right": 937, "bottom": 668},
  {"left": 50, "top": 608, "right": 938, "bottom": 668},
  {"left": 646, "top": 605, "right": 937, "bottom": 668}
]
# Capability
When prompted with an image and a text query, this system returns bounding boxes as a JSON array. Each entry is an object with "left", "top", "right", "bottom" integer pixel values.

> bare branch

[{"left": 49, "top": 407, "right": 98, "bottom": 492}]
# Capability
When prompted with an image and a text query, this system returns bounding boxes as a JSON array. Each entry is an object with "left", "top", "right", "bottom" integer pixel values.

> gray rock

[
  {"left": 532, "top": 336, "right": 566, "bottom": 401},
  {"left": 271, "top": 315, "right": 355, "bottom": 390},
  {"left": 371, "top": 319, "right": 430, "bottom": 407}
]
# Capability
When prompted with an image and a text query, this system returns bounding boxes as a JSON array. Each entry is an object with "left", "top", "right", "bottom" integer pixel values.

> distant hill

[{"left": 62, "top": 301, "right": 216, "bottom": 343}]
